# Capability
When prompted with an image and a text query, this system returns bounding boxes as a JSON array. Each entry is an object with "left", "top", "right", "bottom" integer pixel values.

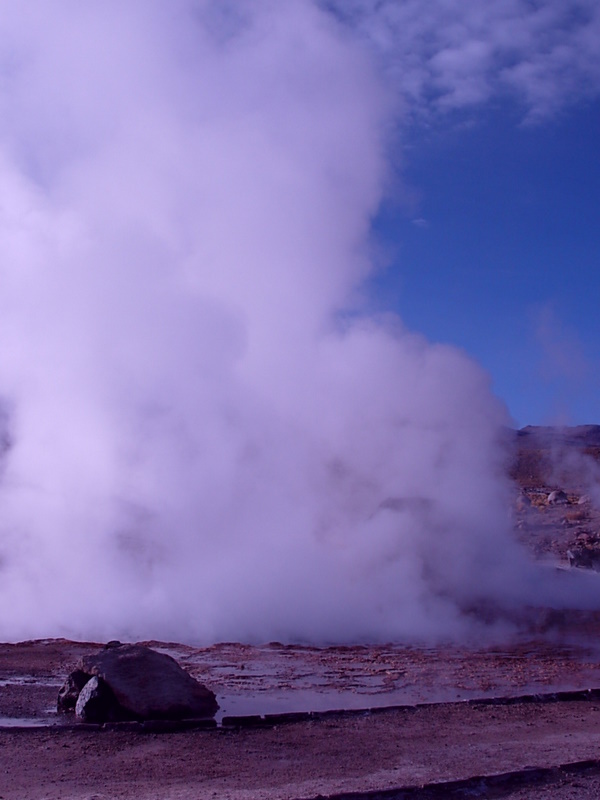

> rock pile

[{"left": 58, "top": 642, "right": 218, "bottom": 723}]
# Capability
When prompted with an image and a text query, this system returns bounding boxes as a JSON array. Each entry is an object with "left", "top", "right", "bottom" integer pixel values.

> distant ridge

[
  {"left": 516, "top": 425, "right": 600, "bottom": 449},
  {"left": 511, "top": 425, "right": 600, "bottom": 489}
]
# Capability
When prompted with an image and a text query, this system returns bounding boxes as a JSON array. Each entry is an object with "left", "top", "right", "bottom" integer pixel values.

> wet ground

[
  {"left": 159, "top": 630, "right": 600, "bottom": 720},
  {"left": 4, "top": 626, "right": 600, "bottom": 727}
]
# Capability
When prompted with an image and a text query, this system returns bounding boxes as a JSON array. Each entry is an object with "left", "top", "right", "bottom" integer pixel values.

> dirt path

[{"left": 2, "top": 700, "right": 600, "bottom": 799}]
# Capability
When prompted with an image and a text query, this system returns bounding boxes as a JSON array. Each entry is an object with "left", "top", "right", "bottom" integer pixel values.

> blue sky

[
  {"left": 371, "top": 98, "right": 600, "bottom": 427},
  {"left": 337, "top": 0, "right": 600, "bottom": 428}
]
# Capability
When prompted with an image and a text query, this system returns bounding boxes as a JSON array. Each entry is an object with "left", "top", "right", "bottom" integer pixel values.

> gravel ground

[{"left": 3, "top": 699, "right": 600, "bottom": 798}]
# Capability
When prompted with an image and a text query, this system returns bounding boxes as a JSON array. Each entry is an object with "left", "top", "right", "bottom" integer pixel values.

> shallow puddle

[
  {"left": 0, "top": 676, "right": 62, "bottom": 687},
  {"left": 0, "top": 717, "right": 68, "bottom": 728}
]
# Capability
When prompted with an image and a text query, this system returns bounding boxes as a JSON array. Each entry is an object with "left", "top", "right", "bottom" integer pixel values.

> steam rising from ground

[{"left": 0, "top": 1, "right": 597, "bottom": 644}]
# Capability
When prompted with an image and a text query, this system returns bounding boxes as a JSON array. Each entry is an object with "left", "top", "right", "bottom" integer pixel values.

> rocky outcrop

[{"left": 58, "top": 642, "right": 218, "bottom": 722}]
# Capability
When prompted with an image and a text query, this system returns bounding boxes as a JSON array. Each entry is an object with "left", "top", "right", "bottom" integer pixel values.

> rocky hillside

[{"left": 510, "top": 425, "right": 600, "bottom": 568}]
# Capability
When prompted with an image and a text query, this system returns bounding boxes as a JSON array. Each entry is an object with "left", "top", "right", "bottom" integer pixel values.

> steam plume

[{"left": 0, "top": 1, "right": 597, "bottom": 643}]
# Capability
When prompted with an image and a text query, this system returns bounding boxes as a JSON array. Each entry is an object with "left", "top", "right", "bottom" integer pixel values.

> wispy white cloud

[{"left": 324, "top": 0, "right": 600, "bottom": 120}]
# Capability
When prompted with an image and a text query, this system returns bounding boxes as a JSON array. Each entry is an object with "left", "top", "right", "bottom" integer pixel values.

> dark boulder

[{"left": 58, "top": 642, "right": 218, "bottom": 723}]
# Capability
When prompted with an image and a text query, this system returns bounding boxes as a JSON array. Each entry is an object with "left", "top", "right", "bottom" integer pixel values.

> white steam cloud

[{"left": 0, "top": 1, "right": 598, "bottom": 644}]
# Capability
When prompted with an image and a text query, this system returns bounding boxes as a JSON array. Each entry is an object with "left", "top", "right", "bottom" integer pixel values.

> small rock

[
  {"left": 75, "top": 676, "right": 121, "bottom": 723},
  {"left": 57, "top": 669, "right": 89, "bottom": 713},
  {"left": 547, "top": 490, "right": 568, "bottom": 505}
]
